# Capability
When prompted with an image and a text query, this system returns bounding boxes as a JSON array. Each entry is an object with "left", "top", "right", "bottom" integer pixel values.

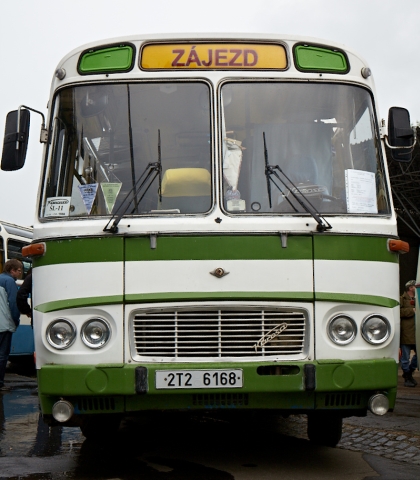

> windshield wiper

[
  {"left": 103, "top": 130, "right": 162, "bottom": 233},
  {"left": 263, "top": 132, "right": 332, "bottom": 232}
]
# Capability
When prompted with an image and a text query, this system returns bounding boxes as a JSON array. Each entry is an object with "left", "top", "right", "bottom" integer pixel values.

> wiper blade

[
  {"left": 103, "top": 130, "right": 162, "bottom": 233},
  {"left": 263, "top": 132, "right": 332, "bottom": 232},
  {"left": 264, "top": 133, "right": 298, "bottom": 213}
]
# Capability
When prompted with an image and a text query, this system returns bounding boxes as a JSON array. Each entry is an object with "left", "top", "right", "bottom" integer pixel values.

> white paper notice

[
  {"left": 345, "top": 169, "right": 378, "bottom": 214},
  {"left": 44, "top": 197, "right": 71, "bottom": 217}
]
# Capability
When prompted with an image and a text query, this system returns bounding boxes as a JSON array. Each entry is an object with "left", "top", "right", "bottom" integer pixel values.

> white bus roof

[{"left": 0, "top": 220, "right": 33, "bottom": 240}]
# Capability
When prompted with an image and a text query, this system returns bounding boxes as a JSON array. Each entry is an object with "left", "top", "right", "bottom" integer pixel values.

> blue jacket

[{"left": 0, "top": 271, "right": 20, "bottom": 332}]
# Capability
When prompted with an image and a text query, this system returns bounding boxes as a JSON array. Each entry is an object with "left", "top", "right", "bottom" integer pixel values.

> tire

[{"left": 307, "top": 413, "right": 343, "bottom": 447}]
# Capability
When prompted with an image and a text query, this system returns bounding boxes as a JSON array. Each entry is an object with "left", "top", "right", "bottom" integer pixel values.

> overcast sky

[{"left": 1, "top": 0, "right": 419, "bottom": 226}]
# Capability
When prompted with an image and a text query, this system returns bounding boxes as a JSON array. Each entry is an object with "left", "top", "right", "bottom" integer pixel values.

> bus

[
  {"left": 1, "top": 34, "right": 415, "bottom": 445},
  {"left": 0, "top": 220, "right": 33, "bottom": 358}
]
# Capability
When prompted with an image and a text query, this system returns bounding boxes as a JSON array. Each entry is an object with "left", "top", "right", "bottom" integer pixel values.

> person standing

[
  {"left": 0, "top": 259, "right": 22, "bottom": 391},
  {"left": 400, "top": 280, "right": 418, "bottom": 387}
]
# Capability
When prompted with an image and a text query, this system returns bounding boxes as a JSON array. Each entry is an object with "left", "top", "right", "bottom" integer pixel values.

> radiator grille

[
  {"left": 73, "top": 397, "right": 117, "bottom": 412},
  {"left": 324, "top": 393, "right": 363, "bottom": 407},
  {"left": 132, "top": 307, "right": 307, "bottom": 358},
  {"left": 192, "top": 393, "right": 249, "bottom": 407}
]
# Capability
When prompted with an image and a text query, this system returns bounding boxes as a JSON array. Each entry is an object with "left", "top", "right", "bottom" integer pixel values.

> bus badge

[
  {"left": 210, "top": 268, "right": 229, "bottom": 278},
  {"left": 254, "top": 323, "right": 288, "bottom": 351}
]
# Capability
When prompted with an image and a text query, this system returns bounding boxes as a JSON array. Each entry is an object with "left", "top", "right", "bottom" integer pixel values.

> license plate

[{"left": 155, "top": 369, "right": 243, "bottom": 389}]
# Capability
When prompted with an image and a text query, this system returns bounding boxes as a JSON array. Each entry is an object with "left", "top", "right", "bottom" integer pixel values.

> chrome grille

[{"left": 132, "top": 307, "right": 307, "bottom": 358}]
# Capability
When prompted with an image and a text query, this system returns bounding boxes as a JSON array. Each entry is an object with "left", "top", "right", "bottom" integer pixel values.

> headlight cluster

[
  {"left": 327, "top": 314, "right": 390, "bottom": 346},
  {"left": 328, "top": 315, "right": 357, "bottom": 345},
  {"left": 46, "top": 317, "right": 111, "bottom": 350}
]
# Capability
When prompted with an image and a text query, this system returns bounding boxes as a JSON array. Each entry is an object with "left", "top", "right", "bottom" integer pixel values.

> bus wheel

[
  {"left": 80, "top": 415, "right": 121, "bottom": 440},
  {"left": 307, "top": 413, "right": 343, "bottom": 447}
]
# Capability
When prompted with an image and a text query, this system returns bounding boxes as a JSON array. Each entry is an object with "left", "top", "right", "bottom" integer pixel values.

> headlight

[
  {"left": 361, "top": 315, "right": 390, "bottom": 345},
  {"left": 47, "top": 319, "right": 77, "bottom": 349},
  {"left": 81, "top": 318, "right": 110, "bottom": 349},
  {"left": 328, "top": 315, "right": 357, "bottom": 345}
]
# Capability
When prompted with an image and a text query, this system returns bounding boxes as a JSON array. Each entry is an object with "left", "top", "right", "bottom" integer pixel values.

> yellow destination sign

[{"left": 141, "top": 43, "right": 287, "bottom": 70}]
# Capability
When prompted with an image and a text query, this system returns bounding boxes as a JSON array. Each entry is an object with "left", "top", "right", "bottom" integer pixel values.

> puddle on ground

[
  {"left": 0, "top": 389, "right": 83, "bottom": 458},
  {"left": 0, "top": 390, "right": 235, "bottom": 479}
]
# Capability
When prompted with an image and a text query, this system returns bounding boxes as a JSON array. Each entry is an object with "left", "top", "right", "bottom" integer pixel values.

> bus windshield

[
  {"left": 41, "top": 80, "right": 389, "bottom": 219},
  {"left": 41, "top": 82, "right": 212, "bottom": 218},
  {"left": 221, "top": 82, "right": 389, "bottom": 215}
]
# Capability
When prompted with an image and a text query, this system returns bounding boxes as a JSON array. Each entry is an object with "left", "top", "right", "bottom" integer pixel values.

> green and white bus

[{"left": 1, "top": 34, "right": 415, "bottom": 445}]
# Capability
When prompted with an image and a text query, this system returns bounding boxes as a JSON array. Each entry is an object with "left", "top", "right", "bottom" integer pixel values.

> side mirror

[
  {"left": 387, "top": 107, "right": 414, "bottom": 162},
  {"left": 1, "top": 109, "right": 31, "bottom": 171}
]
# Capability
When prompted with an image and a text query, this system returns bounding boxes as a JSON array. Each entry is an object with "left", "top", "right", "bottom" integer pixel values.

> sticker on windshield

[
  {"left": 101, "top": 182, "right": 122, "bottom": 214},
  {"left": 44, "top": 197, "right": 71, "bottom": 217},
  {"left": 78, "top": 183, "right": 98, "bottom": 215},
  {"left": 345, "top": 169, "right": 378, "bottom": 214}
]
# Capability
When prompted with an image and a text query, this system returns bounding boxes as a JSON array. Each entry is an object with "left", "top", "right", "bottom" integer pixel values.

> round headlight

[
  {"left": 52, "top": 400, "right": 74, "bottom": 422},
  {"left": 368, "top": 394, "right": 389, "bottom": 416},
  {"left": 47, "top": 319, "right": 76, "bottom": 349},
  {"left": 81, "top": 318, "right": 110, "bottom": 349},
  {"left": 328, "top": 315, "right": 357, "bottom": 345},
  {"left": 361, "top": 315, "right": 390, "bottom": 344}
]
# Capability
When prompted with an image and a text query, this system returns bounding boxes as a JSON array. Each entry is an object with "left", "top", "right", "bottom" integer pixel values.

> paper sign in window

[
  {"left": 78, "top": 183, "right": 98, "bottom": 215},
  {"left": 101, "top": 183, "right": 122, "bottom": 214},
  {"left": 44, "top": 197, "right": 71, "bottom": 217},
  {"left": 345, "top": 169, "right": 377, "bottom": 214}
]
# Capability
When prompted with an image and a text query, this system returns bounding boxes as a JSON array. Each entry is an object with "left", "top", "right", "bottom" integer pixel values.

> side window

[{"left": 349, "top": 107, "right": 377, "bottom": 172}]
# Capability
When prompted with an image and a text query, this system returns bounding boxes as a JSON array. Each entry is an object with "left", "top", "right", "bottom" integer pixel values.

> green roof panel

[
  {"left": 79, "top": 45, "right": 134, "bottom": 74},
  {"left": 294, "top": 45, "right": 348, "bottom": 73}
]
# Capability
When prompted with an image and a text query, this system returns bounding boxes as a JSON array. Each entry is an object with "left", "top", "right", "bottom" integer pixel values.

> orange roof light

[
  {"left": 22, "top": 242, "right": 46, "bottom": 258},
  {"left": 387, "top": 239, "right": 409, "bottom": 254}
]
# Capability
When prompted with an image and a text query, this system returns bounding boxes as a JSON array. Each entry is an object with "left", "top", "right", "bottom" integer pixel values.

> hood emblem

[
  {"left": 254, "top": 323, "right": 288, "bottom": 352},
  {"left": 210, "top": 267, "right": 229, "bottom": 278}
]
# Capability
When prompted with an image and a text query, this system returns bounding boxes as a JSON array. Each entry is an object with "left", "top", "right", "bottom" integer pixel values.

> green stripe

[
  {"left": 33, "top": 234, "right": 397, "bottom": 266},
  {"left": 315, "top": 293, "right": 399, "bottom": 308},
  {"left": 314, "top": 235, "right": 397, "bottom": 263},
  {"left": 34, "top": 237, "right": 124, "bottom": 267},
  {"left": 35, "top": 295, "right": 123, "bottom": 313},
  {"left": 125, "top": 235, "right": 312, "bottom": 261},
  {"left": 35, "top": 291, "right": 397, "bottom": 313}
]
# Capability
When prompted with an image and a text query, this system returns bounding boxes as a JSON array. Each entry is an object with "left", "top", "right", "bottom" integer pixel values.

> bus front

[{"left": 15, "top": 35, "right": 411, "bottom": 445}]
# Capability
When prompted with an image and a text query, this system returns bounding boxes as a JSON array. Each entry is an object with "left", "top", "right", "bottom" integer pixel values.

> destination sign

[{"left": 141, "top": 43, "right": 287, "bottom": 70}]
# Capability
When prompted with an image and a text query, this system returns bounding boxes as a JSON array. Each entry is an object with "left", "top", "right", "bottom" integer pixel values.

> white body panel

[
  {"left": 314, "top": 260, "right": 399, "bottom": 302},
  {"left": 315, "top": 302, "right": 400, "bottom": 362},
  {"left": 125, "top": 259, "right": 312, "bottom": 295},
  {"left": 33, "top": 262, "right": 123, "bottom": 306},
  {"left": 33, "top": 305, "right": 123, "bottom": 366}
]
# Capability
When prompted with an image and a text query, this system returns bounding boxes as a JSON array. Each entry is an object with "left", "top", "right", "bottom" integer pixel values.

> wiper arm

[
  {"left": 264, "top": 133, "right": 298, "bottom": 213},
  {"left": 263, "top": 132, "right": 332, "bottom": 232},
  {"left": 103, "top": 130, "right": 162, "bottom": 233}
]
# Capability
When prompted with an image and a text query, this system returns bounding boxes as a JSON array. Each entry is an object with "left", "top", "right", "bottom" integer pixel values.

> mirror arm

[
  {"left": 16, "top": 105, "right": 48, "bottom": 150},
  {"left": 384, "top": 134, "right": 416, "bottom": 151}
]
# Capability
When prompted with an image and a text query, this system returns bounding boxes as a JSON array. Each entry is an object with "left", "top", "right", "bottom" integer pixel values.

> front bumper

[{"left": 38, "top": 358, "right": 397, "bottom": 416}]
